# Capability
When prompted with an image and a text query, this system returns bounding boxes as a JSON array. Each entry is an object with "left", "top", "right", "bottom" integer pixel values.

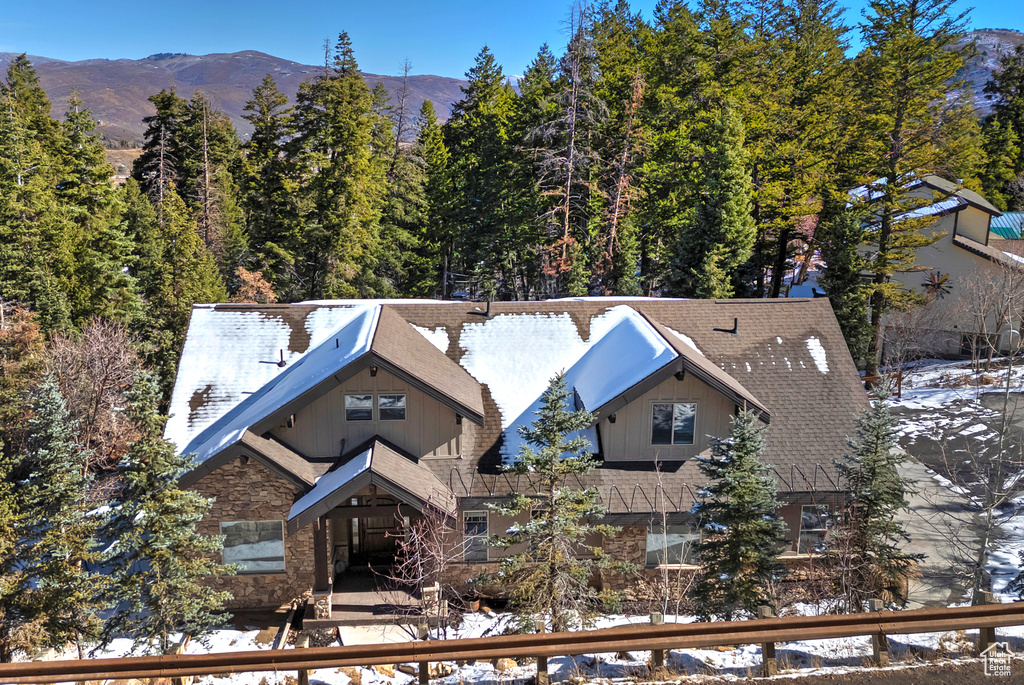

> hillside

[
  {"left": 0, "top": 50, "right": 468, "bottom": 145},
  {"left": 958, "top": 28, "right": 1024, "bottom": 113}
]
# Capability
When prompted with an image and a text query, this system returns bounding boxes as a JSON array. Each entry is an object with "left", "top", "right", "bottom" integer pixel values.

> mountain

[
  {"left": 958, "top": 28, "right": 1024, "bottom": 114},
  {"left": 0, "top": 50, "right": 469, "bottom": 146}
]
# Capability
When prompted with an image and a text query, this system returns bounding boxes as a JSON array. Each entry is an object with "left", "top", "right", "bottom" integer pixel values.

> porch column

[{"left": 312, "top": 516, "right": 332, "bottom": 619}]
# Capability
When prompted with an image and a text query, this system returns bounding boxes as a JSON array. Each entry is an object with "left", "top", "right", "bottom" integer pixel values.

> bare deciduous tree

[
  {"left": 917, "top": 254, "right": 1024, "bottom": 601},
  {"left": 377, "top": 495, "right": 468, "bottom": 638},
  {"left": 45, "top": 318, "right": 143, "bottom": 474}
]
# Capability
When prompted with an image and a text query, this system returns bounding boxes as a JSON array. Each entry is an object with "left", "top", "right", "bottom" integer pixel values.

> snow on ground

[
  {"left": 891, "top": 358, "right": 1024, "bottom": 599},
  {"left": 66, "top": 611, "right": 1024, "bottom": 685}
]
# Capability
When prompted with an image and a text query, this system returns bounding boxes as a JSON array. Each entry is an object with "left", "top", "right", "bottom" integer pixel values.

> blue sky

[{"left": 2, "top": 1, "right": 1022, "bottom": 78}]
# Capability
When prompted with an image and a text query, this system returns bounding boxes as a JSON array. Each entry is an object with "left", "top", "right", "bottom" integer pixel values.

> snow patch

[
  {"left": 177, "top": 306, "right": 380, "bottom": 465},
  {"left": 290, "top": 446, "right": 373, "bottom": 521},
  {"left": 411, "top": 324, "right": 449, "bottom": 353},
  {"left": 458, "top": 313, "right": 589, "bottom": 431},
  {"left": 664, "top": 326, "right": 704, "bottom": 356},
  {"left": 806, "top": 337, "right": 829, "bottom": 374}
]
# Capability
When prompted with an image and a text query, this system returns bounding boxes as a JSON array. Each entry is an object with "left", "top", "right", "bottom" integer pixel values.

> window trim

[
  {"left": 463, "top": 510, "right": 489, "bottom": 562},
  {"left": 343, "top": 392, "right": 409, "bottom": 422},
  {"left": 377, "top": 393, "right": 407, "bottom": 421},
  {"left": 344, "top": 394, "right": 374, "bottom": 422},
  {"left": 220, "top": 519, "right": 287, "bottom": 575},
  {"left": 650, "top": 400, "right": 698, "bottom": 447}
]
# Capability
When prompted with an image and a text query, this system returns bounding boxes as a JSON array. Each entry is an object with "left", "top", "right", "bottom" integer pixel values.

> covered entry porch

[{"left": 287, "top": 438, "right": 457, "bottom": 628}]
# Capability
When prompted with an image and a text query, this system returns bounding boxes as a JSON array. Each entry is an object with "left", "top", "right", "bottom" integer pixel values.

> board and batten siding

[
  {"left": 599, "top": 372, "right": 736, "bottom": 461},
  {"left": 270, "top": 367, "right": 472, "bottom": 459}
]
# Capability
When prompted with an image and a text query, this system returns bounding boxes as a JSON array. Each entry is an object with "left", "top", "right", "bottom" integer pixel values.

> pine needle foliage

[
  {"left": 824, "top": 385, "right": 921, "bottom": 611},
  {"left": 690, "top": 409, "right": 787, "bottom": 620},
  {"left": 0, "top": 376, "right": 105, "bottom": 661},
  {"left": 487, "top": 373, "right": 626, "bottom": 632},
  {"left": 99, "top": 372, "right": 234, "bottom": 655}
]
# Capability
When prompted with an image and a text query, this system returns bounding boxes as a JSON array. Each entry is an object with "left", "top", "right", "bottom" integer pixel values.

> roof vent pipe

[{"left": 713, "top": 318, "right": 739, "bottom": 336}]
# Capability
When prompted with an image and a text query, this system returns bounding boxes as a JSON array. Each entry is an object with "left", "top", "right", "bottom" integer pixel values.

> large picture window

[
  {"left": 651, "top": 402, "right": 696, "bottom": 445},
  {"left": 221, "top": 520, "right": 286, "bottom": 573},
  {"left": 464, "top": 511, "right": 488, "bottom": 562},
  {"left": 645, "top": 524, "right": 700, "bottom": 566}
]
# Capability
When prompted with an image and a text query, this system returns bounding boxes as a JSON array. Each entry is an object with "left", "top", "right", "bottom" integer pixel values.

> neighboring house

[
  {"left": 165, "top": 298, "right": 867, "bottom": 625},
  {"left": 853, "top": 175, "right": 1022, "bottom": 358}
]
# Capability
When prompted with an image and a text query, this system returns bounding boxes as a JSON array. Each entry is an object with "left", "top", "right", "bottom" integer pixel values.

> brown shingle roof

[
  {"left": 174, "top": 298, "right": 867, "bottom": 514},
  {"left": 641, "top": 312, "right": 771, "bottom": 422},
  {"left": 287, "top": 437, "right": 457, "bottom": 533},
  {"left": 371, "top": 306, "right": 485, "bottom": 423}
]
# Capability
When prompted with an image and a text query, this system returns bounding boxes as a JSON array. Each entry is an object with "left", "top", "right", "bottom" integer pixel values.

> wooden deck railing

[{"left": 1, "top": 601, "right": 1021, "bottom": 684}]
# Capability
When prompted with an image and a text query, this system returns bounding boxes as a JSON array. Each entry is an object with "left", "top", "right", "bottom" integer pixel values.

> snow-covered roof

[
  {"left": 286, "top": 438, "right": 456, "bottom": 533},
  {"left": 169, "top": 304, "right": 485, "bottom": 467},
  {"left": 168, "top": 298, "right": 866, "bottom": 510},
  {"left": 175, "top": 305, "right": 380, "bottom": 466}
]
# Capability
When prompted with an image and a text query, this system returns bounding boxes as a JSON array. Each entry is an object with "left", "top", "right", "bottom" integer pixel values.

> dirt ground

[{"left": 685, "top": 658, "right": 1022, "bottom": 683}]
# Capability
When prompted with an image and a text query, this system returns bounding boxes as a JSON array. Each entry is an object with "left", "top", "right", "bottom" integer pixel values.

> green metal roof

[{"left": 991, "top": 213, "right": 1024, "bottom": 239}]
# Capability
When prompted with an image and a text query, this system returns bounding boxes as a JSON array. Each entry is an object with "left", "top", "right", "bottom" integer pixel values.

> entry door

[{"left": 360, "top": 514, "right": 402, "bottom": 564}]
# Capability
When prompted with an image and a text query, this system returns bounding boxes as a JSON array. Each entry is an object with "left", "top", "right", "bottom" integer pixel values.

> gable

[
  {"left": 167, "top": 298, "right": 866, "bottom": 508},
  {"left": 270, "top": 366, "right": 472, "bottom": 460}
]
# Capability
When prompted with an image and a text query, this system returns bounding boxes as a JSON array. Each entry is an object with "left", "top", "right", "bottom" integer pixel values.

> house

[
  {"left": 164, "top": 298, "right": 867, "bottom": 625},
  {"left": 852, "top": 175, "right": 1021, "bottom": 358}
]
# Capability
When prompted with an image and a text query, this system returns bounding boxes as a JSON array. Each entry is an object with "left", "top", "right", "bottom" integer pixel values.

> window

[
  {"left": 345, "top": 394, "right": 372, "bottom": 421},
  {"left": 645, "top": 524, "right": 700, "bottom": 566},
  {"left": 798, "top": 505, "right": 832, "bottom": 554},
  {"left": 464, "top": 511, "right": 488, "bottom": 562},
  {"left": 221, "top": 520, "right": 286, "bottom": 573},
  {"left": 378, "top": 394, "right": 406, "bottom": 421},
  {"left": 651, "top": 402, "right": 696, "bottom": 445}
]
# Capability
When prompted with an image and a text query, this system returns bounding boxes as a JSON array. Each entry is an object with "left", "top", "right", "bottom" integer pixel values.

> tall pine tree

[
  {"left": 690, "top": 410, "right": 787, "bottom": 620},
  {"left": 488, "top": 374, "right": 623, "bottom": 632},
  {"left": 826, "top": 387, "right": 920, "bottom": 610},
  {"left": 100, "top": 372, "right": 233, "bottom": 655}
]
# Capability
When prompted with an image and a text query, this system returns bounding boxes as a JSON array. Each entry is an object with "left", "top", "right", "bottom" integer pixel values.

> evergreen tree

[
  {"left": 826, "top": 387, "right": 920, "bottom": 610},
  {"left": 292, "top": 31, "right": 384, "bottom": 299},
  {"left": 0, "top": 56, "right": 71, "bottom": 332},
  {"left": 819, "top": 209, "right": 871, "bottom": 363},
  {"left": 240, "top": 75, "right": 299, "bottom": 298},
  {"left": 445, "top": 46, "right": 538, "bottom": 299},
  {"left": 744, "top": 0, "right": 852, "bottom": 298},
  {"left": 668, "top": 102, "right": 755, "bottom": 298},
  {"left": 100, "top": 372, "right": 233, "bottom": 655},
  {"left": 141, "top": 184, "right": 227, "bottom": 396},
  {"left": 18, "top": 377, "right": 106, "bottom": 650},
  {"left": 0, "top": 435, "right": 26, "bottom": 663},
  {"left": 177, "top": 92, "right": 244, "bottom": 267},
  {"left": 690, "top": 410, "right": 787, "bottom": 620},
  {"left": 592, "top": 3, "right": 648, "bottom": 295},
  {"left": 55, "top": 94, "right": 141, "bottom": 326},
  {"left": 531, "top": 4, "right": 608, "bottom": 296},
  {"left": 371, "top": 83, "right": 427, "bottom": 297},
  {"left": 985, "top": 44, "right": 1024, "bottom": 176},
  {"left": 853, "top": 0, "right": 971, "bottom": 375},
  {"left": 979, "top": 118, "right": 1021, "bottom": 211},
  {"left": 0, "top": 377, "right": 105, "bottom": 661},
  {"left": 405, "top": 100, "right": 451, "bottom": 297},
  {"left": 132, "top": 89, "right": 187, "bottom": 209},
  {"left": 488, "top": 374, "right": 623, "bottom": 632}
]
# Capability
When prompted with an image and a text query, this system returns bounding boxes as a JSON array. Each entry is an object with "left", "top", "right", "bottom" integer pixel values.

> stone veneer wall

[
  {"left": 600, "top": 525, "right": 647, "bottom": 590},
  {"left": 194, "top": 458, "right": 316, "bottom": 610}
]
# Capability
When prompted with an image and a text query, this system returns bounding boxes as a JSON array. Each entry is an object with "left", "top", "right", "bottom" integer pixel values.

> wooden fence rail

[{"left": 1, "top": 602, "right": 1022, "bottom": 684}]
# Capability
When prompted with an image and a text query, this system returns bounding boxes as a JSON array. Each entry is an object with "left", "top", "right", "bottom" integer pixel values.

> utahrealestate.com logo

[{"left": 981, "top": 641, "right": 1012, "bottom": 677}]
